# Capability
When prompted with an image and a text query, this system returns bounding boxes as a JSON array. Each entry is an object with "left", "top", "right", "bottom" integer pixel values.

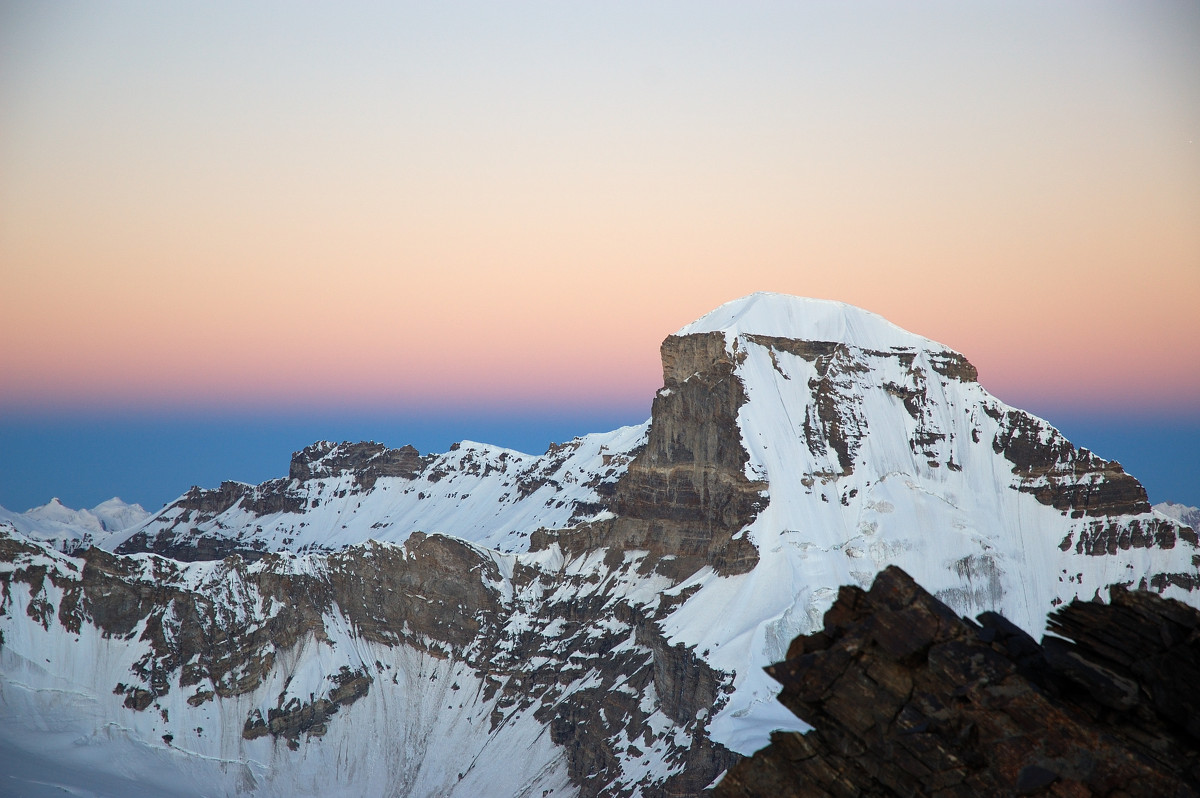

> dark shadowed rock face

[
  {"left": 166, "top": 480, "right": 305, "bottom": 519},
  {"left": 989, "top": 408, "right": 1151, "bottom": 519},
  {"left": 528, "top": 330, "right": 768, "bottom": 581},
  {"left": 115, "top": 527, "right": 271, "bottom": 562},
  {"left": 716, "top": 566, "right": 1200, "bottom": 798}
]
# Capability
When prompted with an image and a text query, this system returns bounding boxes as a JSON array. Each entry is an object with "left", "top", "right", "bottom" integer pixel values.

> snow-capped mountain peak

[
  {"left": 90, "top": 497, "right": 150, "bottom": 531},
  {"left": 24, "top": 497, "right": 101, "bottom": 530},
  {"left": 0, "top": 496, "right": 150, "bottom": 554},
  {"left": 676, "top": 291, "right": 940, "bottom": 353},
  {"left": 21, "top": 496, "right": 148, "bottom": 532}
]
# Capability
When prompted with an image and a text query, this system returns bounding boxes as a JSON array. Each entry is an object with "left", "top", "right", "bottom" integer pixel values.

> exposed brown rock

[
  {"left": 242, "top": 665, "right": 372, "bottom": 748},
  {"left": 176, "top": 480, "right": 306, "bottom": 518},
  {"left": 323, "top": 533, "right": 503, "bottom": 650},
  {"left": 598, "top": 331, "right": 767, "bottom": 578},
  {"left": 716, "top": 566, "right": 1200, "bottom": 798},
  {"left": 927, "top": 351, "right": 979, "bottom": 383},
  {"left": 1068, "top": 517, "right": 1179, "bottom": 558},
  {"left": 116, "top": 528, "right": 270, "bottom": 562},
  {"left": 743, "top": 336, "right": 842, "bottom": 363}
]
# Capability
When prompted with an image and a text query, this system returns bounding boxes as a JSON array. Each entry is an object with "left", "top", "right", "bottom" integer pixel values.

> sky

[{"left": 1, "top": 1, "right": 1197, "bottom": 512}]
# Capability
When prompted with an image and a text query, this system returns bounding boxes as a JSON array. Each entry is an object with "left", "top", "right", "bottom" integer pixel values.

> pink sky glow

[{"left": 2, "top": 2, "right": 1197, "bottom": 416}]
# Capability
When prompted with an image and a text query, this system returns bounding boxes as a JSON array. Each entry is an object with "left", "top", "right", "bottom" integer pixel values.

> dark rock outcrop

[
  {"left": 115, "top": 527, "right": 270, "bottom": 562},
  {"left": 717, "top": 566, "right": 1200, "bottom": 797},
  {"left": 242, "top": 665, "right": 373, "bottom": 749},
  {"left": 989, "top": 408, "right": 1151, "bottom": 518},
  {"left": 176, "top": 479, "right": 306, "bottom": 518}
]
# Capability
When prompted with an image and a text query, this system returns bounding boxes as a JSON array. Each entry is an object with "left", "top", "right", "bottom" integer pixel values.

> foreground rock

[{"left": 717, "top": 565, "right": 1200, "bottom": 797}]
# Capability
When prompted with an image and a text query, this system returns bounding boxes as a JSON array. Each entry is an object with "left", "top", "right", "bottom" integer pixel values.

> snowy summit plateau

[{"left": 2, "top": 292, "right": 1197, "bottom": 797}]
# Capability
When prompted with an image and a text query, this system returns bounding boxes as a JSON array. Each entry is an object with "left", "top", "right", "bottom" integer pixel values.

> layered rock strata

[{"left": 549, "top": 331, "right": 767, "bottom": 580}]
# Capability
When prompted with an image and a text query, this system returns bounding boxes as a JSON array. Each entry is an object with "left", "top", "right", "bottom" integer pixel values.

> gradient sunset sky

[{"left": 2, "top": 2, "right": 1198, "bottom": 512}]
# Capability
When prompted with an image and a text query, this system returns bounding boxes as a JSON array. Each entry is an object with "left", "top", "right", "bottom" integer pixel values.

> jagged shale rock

[{"left": 716, "top": 565, "right": 1200, "bottom": 798}]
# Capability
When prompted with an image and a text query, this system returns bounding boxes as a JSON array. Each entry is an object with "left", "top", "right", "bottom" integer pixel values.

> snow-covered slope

[
  {"left": 0, "top": 537, "right": 578, "bottom": 798},
  {"left": 0, "top": 497, "right": 148, "bottom": 554},
  {"left": 2, "top": 292, "right": 1196, "bottom": 797}
]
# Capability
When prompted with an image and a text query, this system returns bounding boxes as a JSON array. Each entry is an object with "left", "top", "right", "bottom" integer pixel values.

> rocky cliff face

[
  {"left": 602, "top": 331, "right": 766, "bottom": 579},
  {"left": 287, "top": 440, "right": 430, "bottom": 487},
  {"left": 3, "top": 292, "right": 1198, "bottom": 797},
  {"left": 715, "top": 565, "right": 1200, "bottom": 797}
]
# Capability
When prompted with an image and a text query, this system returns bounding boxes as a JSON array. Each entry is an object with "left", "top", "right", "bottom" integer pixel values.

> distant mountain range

[
  {"left": 1154, "top": 501, "right": 1200, "bottom": 533},
  {"left": 0, "top": 496, "right": 148, "bottom": 554},
  {"left": 2, "top": 293, "right": 1196, "bottom": 797}
]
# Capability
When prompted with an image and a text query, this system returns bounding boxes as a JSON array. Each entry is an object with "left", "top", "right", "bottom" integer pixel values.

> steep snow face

[
  {"left": 0, "top": 497, "right": 148, "bottom": 553},
  {"left": 112, "top": 424, "right": 647, "bottom": 558}
]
